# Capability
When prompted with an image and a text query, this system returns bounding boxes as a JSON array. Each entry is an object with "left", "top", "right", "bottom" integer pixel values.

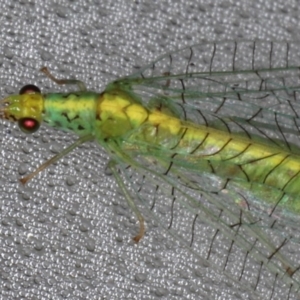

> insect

[{"left": 2, "top": 40, "right": 300, "bottom": 299}]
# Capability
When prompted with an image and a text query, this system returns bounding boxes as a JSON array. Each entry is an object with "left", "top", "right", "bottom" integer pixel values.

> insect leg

[
  {"left": 20, "top": 134, "right": 94, "bottom": 184},
  {"left": 40, "top": 67, "right": 87, "bottom": 91},
  {"left": 108, "top": 160, "right": 145, "bottom": 243}
]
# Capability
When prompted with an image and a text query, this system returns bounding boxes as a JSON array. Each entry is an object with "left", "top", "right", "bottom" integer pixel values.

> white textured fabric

[{"left": 0, "top": 1, "right": 299, "bottom": 299}]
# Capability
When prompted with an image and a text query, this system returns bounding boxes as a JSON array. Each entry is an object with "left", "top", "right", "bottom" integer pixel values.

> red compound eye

[
  {"left": 18, "top": 117, "right": 40, "bottom": 134},
  {"left": 19, "top": 84, "right": 41, "bottom": 95}
]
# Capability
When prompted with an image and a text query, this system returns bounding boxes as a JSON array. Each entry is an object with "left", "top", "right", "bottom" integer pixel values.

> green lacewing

[{"left": 2, "top": 40, "right": 300, "bottom": 299}]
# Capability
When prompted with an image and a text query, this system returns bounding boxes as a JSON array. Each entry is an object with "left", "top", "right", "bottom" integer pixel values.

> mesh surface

[{"left": 0, "top": 1, "right": 300, "bottom": 300}]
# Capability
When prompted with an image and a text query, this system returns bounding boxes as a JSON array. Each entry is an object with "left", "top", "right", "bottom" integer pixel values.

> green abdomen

[{"left": 161, "top": 123, "right": 300, "bottom": 213}]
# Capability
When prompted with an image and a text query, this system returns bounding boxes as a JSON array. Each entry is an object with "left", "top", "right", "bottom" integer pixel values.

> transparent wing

[
  {"left": 119, "top": 41, "right": 300, "bottom": 152},
  {"left": 112, "top": 152, "right": 300, "bottom": 299},
  {"left": 110, "top": 41, "right": 300, "bottom": 299}
]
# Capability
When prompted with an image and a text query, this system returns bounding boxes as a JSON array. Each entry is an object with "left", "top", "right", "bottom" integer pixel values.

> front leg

[{"left": 40, "top": 67, "right": 87, "bottom": 91}]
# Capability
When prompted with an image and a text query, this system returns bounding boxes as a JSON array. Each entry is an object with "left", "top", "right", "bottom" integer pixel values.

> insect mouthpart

[{"left": 0, "top": 97, "right": 11, "bottom": 120}]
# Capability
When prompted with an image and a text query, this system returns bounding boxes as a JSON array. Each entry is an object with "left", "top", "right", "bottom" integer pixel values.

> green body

[
  {"left": 3, "top": 41, "right": 300, "bottom": 296},
  {"left": 35, "top": 81, "right": 300, "bottom": 213}
]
